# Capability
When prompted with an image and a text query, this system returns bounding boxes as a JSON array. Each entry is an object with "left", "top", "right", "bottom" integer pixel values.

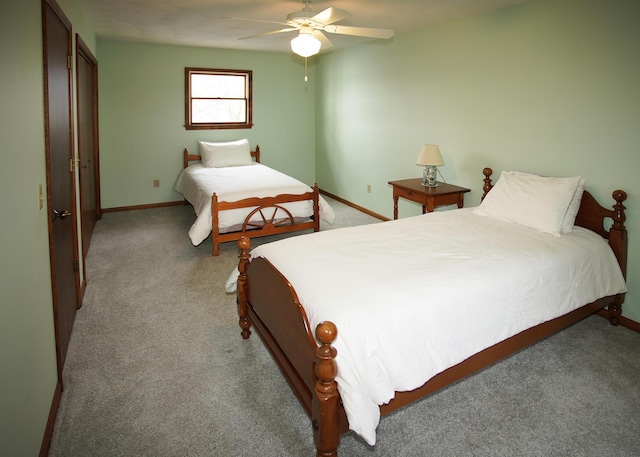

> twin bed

[
  {"left": 229, "top": 167, "right": 628, "bottom": 456},
  {"left": 175, "top": 140, "right": 335, "bottom": 255}
]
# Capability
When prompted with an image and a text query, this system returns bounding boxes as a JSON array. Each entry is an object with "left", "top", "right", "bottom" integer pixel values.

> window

[{"left": 185, "top": 67, "right": 252, "bottom": 130}]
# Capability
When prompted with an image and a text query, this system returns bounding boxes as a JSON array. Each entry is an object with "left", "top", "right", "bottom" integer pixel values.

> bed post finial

[
  {"left": 481, "top": 168, "right": 493, "bottom": 201},
  {"left": 612, "top": 190, "right": 627, "bottom": 232},
  {"left": 237, "top": 236, "right": 252, "bottom": 339},
  {"left": 608, "top": 190, "right": 627, "bottom": 326},
  {"left": 313, "top": 321, "right": 340, "bottom": 457}
]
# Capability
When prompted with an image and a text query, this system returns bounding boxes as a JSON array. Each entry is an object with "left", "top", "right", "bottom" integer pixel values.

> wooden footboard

[
  {"left": 212, "top": 184, "right": 320, "bottom": 255},
  {"left": 237, "top": 243, "right": 349, "bottom": 457},
  {"left": 236, "top": 168, "right": 628, "bottom": 457}
]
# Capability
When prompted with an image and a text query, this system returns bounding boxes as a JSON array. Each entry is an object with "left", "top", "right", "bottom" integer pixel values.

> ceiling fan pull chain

[{"left": 304, "top": 56, "right": 308, "bottom": 82}]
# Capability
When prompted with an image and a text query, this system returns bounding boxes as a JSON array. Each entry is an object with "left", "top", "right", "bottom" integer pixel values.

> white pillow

[
  {"left": 474, "top": 171, "right": 582, "bottom": 236},
  {"left": 508, "top": 171, "right": 585, "bottom": 233},
  {"left": 560, "top": 176, "right": 585, "bottom": 233},
  {"left": 198, "top": 139, "right": 252, "bottom": 168}
]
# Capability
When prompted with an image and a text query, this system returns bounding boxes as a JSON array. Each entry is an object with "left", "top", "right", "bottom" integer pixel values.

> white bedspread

[
  {"left": 175, "top": 163, "right": 335, "bottom": 246},
  {"left": 227, "top": 208, "right": 627, "bottom": 445}
]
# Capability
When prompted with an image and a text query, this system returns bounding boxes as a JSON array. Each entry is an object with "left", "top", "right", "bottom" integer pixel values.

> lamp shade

[
  {"left": 416, "top": 144, "right": 444, "bottom": 166},
  {"left": 291, "top": 27, "right": 321, "bottom": 57}
]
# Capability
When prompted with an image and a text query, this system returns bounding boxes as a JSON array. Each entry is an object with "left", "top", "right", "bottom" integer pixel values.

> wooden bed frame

[
  {"left": 235, "top": 167, "right": 628, "bottom": 457},
  {"left": 182, "top": 146, "right": 320, "bottom": 256}
]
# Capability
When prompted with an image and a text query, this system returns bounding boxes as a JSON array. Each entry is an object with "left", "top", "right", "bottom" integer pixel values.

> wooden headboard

[
  {"left": 183, "top": 145, "right": 261, "bottom": 169},
  {"left": 480, "top": 167, "right": 628, "bottom": 283}
]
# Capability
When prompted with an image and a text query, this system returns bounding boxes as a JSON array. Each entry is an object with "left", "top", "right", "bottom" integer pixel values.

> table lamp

[{"left": 416, "top": 144, "right": 444, "bottom": 187}]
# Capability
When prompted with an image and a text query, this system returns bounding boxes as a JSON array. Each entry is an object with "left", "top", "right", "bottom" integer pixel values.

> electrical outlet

[
  {"left": 367, "top": 184, "right": 371, "bottom": 193},
  {"left": 153, "top": 179, "right": 160, "bottom": 188}
]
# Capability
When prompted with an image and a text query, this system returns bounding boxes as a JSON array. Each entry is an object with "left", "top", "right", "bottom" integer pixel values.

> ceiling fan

[{"left": 226, "top": 0, "right": 394, "bottom": 58}]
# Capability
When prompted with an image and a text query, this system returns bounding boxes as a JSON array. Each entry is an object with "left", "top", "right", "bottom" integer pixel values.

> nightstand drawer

[{"left": 394, "top": 187, "right": 419, "bottom": 200}]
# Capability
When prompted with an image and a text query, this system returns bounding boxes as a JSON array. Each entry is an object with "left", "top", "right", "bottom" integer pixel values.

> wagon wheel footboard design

[{"left": 211, "top": 184, "right": 320, "bottom": 255}]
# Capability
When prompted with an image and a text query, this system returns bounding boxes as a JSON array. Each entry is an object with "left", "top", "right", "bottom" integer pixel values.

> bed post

[
  {"left": 183, "top": 148, "right": 189, "bottom": 169},
  {"left": 312, "top": 322, "right": 340, "bottom": 457},
  {"left": 313, "top": 184, "right": 320, "bottom": 232},
  {"left": 212, "top": 193, "right": 220, "bottom": 256},
  {"left": 607, "top": 190, "right": 628, "bottom": 326},
  {"left": 481, "top": 168, "right": 493, "bottom": 200},
  {"left": 237, "top": 236, "right": 252, "bottom": 339}
]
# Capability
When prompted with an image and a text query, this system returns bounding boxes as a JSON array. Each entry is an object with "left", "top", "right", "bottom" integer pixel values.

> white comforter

[
  {"left": 226, "top": 208, "right": 627, "bottom": 445},
  {"left": 175, "top": 163, "right": 335, "bottom": 246}
]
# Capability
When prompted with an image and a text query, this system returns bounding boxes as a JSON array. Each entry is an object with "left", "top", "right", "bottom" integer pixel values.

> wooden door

[
  {"left": 43, "top": 0, "right": 80, "bottom": 379},
  {"left": 76, "top": 34, "right": 101, "bottom": 272}
]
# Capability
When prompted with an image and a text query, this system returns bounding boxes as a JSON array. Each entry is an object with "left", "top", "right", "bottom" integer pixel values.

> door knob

[{"left": 53, "top": 209, "right": 72, "bottom": 220}]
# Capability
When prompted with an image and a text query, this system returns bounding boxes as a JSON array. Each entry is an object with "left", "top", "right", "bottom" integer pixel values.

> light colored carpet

[{"left": 48, "top": 197, "right": 640, "bottom": 456}]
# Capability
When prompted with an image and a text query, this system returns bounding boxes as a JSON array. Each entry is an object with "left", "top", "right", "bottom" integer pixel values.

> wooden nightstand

[{"left": 388, "top": 178, "right": 470, "bottom": 220}]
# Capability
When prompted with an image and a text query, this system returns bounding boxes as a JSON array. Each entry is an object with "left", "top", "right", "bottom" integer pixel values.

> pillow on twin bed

[
  {"left": 560, "top": 175, "right": 586, "bottom": 233},
  {"left": 473, "top": 170, "right": 583, "bottom": 236},
  {"left": 198, "top": 139, "right": 252, "bottom": 168}
]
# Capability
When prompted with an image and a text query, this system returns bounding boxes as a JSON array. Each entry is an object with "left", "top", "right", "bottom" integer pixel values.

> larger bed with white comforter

[
  {"left": 233, "top": 207, "right": 627, "bottom": 445},
  {"left": 231, "top": 167, "right": 628, "bottom": 456}
]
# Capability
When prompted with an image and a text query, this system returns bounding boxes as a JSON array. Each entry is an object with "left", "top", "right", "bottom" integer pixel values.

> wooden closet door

[
  {"left": 43, "top": 0, "right": 80, "bottom": 379},
  {"left": 76, "top": 34, "right": 101, "bottom": 273}
]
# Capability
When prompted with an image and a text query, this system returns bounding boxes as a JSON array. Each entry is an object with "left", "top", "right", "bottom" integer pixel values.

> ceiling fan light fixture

[{"left": 291, "top": 26, "right": 321, "bottom": 57}]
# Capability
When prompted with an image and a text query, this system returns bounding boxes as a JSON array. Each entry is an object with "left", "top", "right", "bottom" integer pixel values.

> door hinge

[
  {"left": 67, "top": 55, "right": 72, "bottom": 69},
  {"left": 73, "top": 259, "right": 80, "bottom": 272},
  {"left": 70, "top": 158, "right": 74, "bottom": 173}
]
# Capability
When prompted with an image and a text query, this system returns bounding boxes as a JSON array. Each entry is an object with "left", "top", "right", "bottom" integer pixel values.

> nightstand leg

[{"left": 393, "top": 196, "right": 399, "bottom": 220}]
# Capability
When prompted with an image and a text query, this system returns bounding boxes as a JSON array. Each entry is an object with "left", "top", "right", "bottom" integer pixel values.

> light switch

[{"left": 38, "top": 184, "right": 44, "bottom": 210}]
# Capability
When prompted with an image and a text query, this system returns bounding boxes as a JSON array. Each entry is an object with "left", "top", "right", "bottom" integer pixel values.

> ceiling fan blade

[
  {"left": 239, "top": 27, "right": 298, "bottom": 40},
  {"left": 314, "top": 30, "right": 333, "bottom": 50},
  {"left": 222, "top": 16, "right": 289, "bottom": 27},
  {"left": 323, "top": 25, "right": 393, "bottom": 39},
  {"left": 311, "top": 7, "right": 350, "bottom": 26}
]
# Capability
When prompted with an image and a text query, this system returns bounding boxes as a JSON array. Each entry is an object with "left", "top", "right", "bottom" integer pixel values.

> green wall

[
  {"left": 98, "top": 40, "right": 317, "bottom": 209},
  {"left": 315, "top": 0, "right": 640, "bottom": 321},
  {"left": 0, "top": 0, "right": 96, "bottom": 454},
  {"left": 2, "top": 0, "right": 637, "bottom": 453},
  {"left": 0, "top": 1, "right": 56, "bottom": 454}
]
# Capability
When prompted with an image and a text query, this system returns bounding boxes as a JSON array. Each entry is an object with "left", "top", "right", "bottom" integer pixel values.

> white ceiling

[{"left": 78, "top": 0, "right": 529, "bottom": 54}]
